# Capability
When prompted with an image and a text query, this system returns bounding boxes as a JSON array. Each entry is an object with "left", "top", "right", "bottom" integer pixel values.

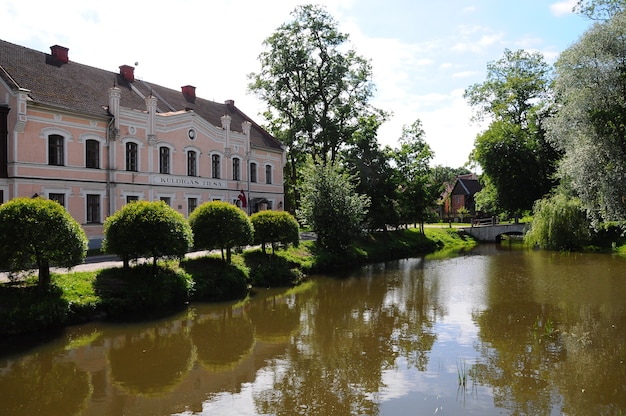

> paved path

[{"left": 0, "top": 250, "right": 212, "bottom": 283}]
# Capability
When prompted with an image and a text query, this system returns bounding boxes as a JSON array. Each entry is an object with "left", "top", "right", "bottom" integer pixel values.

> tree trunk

[
  {"left": 38, "top": 259, "right": 50, "bottom": 291},
  {"left": 226, "top": 247, "right": 232, "bottom": 264}
]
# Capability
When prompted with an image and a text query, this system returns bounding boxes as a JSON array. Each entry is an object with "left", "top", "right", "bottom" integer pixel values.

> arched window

[
  {"left": 250, "top": 162, "right": 257, "bottom": 183},
  {"left": 212, "top": 154, "right": 220, "bottom": 179},
  {"left": 187, "top": 151, "right": 197, "bottom": 176},
  {"left": 126, "top": 142, "right": 138, "bottom": 171},
  {"left": 233, "top": 158, "right": 240, "bottom": 181},
  {"left": 48, "top": 134, "right": 64, "bottom": 166},
  {"left": 159, "top": 146, "right": 170, "bottom": 174},
  {"left": 85, "top": 139, "right": 99, "bottom": 169},
  {"left": 265, "top": 164, "right": 272, "bottom": 184}
]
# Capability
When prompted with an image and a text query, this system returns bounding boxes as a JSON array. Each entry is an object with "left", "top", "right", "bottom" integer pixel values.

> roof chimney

[
  {"left": 225, "top": 99, "right": 234, "bottom": 106},
  {"left": 181, "top": 85, "right": 196, "bottom": 102},
  {"left": 119, "top": 65, "right": 135, "bottom": 82},
  {"left": 50, "top": 45, "right": 69, "bottom": 64}
]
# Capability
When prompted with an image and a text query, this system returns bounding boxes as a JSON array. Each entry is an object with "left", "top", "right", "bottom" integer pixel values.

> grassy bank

[{"left": 0, "top": 227, "right": 475, "bottom": 335}]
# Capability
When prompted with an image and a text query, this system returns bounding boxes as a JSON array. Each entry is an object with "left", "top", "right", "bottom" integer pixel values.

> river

[{"left": 1, "top": 244, "right": 625, "bottom": 415}]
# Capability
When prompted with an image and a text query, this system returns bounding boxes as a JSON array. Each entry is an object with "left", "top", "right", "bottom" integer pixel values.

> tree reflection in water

[
  {"left": 472, "top": 249, "right": 626, "bottom": 415},
  {"left": 0, "top": 353, "right": 92, "bottom": 415},
  {"left": 108, "top": 320, "right": 193, "bottom": 396},
  {"left": 253, "top": 259, "right": 440, "bottom": 416},
  {"left": 3, "top": 249, "right": 626, "bottom": 415},
  {"left": 191, "top": 305, "right": 255, "bottom": 371}
]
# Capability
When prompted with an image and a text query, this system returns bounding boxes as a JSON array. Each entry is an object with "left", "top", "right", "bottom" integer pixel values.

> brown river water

[{"left": 1, "top": 244, "right": 625, "bottom": 415}]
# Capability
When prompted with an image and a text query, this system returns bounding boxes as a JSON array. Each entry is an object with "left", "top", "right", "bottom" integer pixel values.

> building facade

[
  {"left": 441, "top": 174, "right": 481, "bottom": 221},
  {"left": 0, "top": 40, "right": 285, "bottom": 248}
]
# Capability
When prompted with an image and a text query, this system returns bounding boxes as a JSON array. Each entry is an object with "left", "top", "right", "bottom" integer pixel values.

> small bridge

[{"left": 460, "top": 223, "right": 528, "bottom": 243}]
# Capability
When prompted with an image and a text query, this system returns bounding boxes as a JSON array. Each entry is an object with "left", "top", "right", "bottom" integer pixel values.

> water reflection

[
  {"left": 0, "top": 354, "right": 92, "bottom": 415},
  {"left": 473, "top": 248, "right": 626, "bottom": 415},
  {"left": 108, "top": 319, "right": 194, "bottom": 396},
  {"left": 1, "top": 247, "right": 626, "bottom": 415},
  {"left": 253, "top": 263, "right": 436, "bottom": 416},
  {"left": 191, "top": 306, "right": 255, "bottom": 371}
]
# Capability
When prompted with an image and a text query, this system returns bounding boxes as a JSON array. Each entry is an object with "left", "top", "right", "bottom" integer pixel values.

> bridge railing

[{"left": 472, "top": 217, "right": 497, "bottom": 227}]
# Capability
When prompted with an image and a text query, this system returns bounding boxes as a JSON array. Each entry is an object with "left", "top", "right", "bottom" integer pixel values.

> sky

[{"left": 0, "top": 0, "right": 593, "bottom": 168}]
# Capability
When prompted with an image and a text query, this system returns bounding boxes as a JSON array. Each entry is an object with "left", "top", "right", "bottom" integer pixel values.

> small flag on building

[{"left": 238, "top": 189, "right": 247, "bottom": 208}]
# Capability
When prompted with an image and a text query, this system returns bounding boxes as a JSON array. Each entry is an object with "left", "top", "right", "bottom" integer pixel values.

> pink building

[{"left": 0, "top": 40, "right": 285, "bottom": 248}]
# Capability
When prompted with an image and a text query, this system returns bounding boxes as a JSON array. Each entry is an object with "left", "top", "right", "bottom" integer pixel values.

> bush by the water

[
  {"left": 525, "top": 193, "right": 591, "bottom": 250},
  {"left": 181, "top": 256, "right": 248, "bottom": 301},
  {"left": 94, "top": 263, "right": 193, "bottom": 317},
  {"left": 244, "top": 250, "right": 304, "bottom": 287}
]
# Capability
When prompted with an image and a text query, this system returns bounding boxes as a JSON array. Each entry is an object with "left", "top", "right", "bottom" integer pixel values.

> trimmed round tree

[
  {"left": 103, "top": 201, "right": 193, "bottom": 269},
  {"left": 250, "top": 210, "right": 299, "bottom": 254},
  {"left": 0, "top": 197, "right": 88, "bottom": 290},
  {"left": 188, "top": 201, "right": 253, "bottom": 263}
]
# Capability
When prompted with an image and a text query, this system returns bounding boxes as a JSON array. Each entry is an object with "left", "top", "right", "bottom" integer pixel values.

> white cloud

[
  {"left": 550, "top": 0, "right": 578, "bottom": 16},
  {"left": 375, "top": 89, "right": 480, "bottom": 168}
]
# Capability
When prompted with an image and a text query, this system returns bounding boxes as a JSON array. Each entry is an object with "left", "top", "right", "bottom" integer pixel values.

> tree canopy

[
  {"left": 342, "top": 112, "right": 400, "bottom": 231},
  {"left": 248, "top": 4, "right": 375, "bottom": 167},
  {"left": 547, "top": 11, "right": 626, "bottom": 224},
  {"left": 573, "top": 0, "right": 626, "bottom": 19},
  {"left": 250, "top": 210, "right": 300, "bottom": 254},
  {"left": 102, "top": 200, "right": 193, "bottom": 269},
  {"left": 465, "top": 49, "right": 560, "bottom": 216},
  {"left": 389, "top": 120, "right": 438, "bottom": 233},
  {"left": 298, "top": 162, "right": 370, "bottom": 254},
  {"left": 525, "top": 193, "right": 591, "bottom": 250},
  {"left": 248, "top": 4, "right": 377, "bottom": 213},
  {"left": 188, "top": 201, "right": 253, "bottom": 263},
  {"left": 0, "top": 197, "right": 87, "bottom": 289}
]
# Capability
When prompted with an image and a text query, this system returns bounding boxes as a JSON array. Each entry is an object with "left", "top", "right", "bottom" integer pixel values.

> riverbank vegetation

[
  {"left": 0, "top": 227, "right": 473, "bottom": 335},
  {"left": 466, "top": 2, "right": 626, "bottom": 248}
]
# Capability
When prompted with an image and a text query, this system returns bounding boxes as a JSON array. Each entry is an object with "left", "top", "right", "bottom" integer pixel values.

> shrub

[
  {"left": 94, "top": 263, "right": 193, "bottom": 316},
  {"left": 525, "top": 193, "right": 591, "bottom": 250},
  {"left": 181, "top": 257, "right": 248, "bottom": 301},
  {"left": 244, "top": 250, "right": 304, "bottom": 287},
  {"left": 0, "top": 197, "right": 87, "bottom": 290},
  {"left": 250, "top": 210, "right": 300, "bottom": 254},
  {"left": 102, "top": 201, "right": 193, "bottom": 269},
  {"left": 298, "top": 163, "right": 370, "bottom": 254},
  {"left": 188, "top": 201, "right": 253, "bottom": 263}
]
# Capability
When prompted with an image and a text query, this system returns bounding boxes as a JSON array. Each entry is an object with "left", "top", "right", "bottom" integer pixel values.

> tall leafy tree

[
  {"left": 547, "top": 11, "right": 626, "bottom": 224},
  {"left": 431, "top": 165, "right": 471, "bottom": 187},
  {"left": 0, "top": 197, "right": 87, "bottom": 289},
  {"left": 248, "top": 4, "right": 376, "bottom": 210},
  {"left": 390, "top": 120, "right": 437, "bottom": 233},
  {"left": 298, "top": 162, "right": 370, "bottom": 254},
  {"left": 465, "top": 49, "right": 560, "bottom": 217},
  {"left": 342, "top": 112, "right": 400, "bottom": 231}
]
